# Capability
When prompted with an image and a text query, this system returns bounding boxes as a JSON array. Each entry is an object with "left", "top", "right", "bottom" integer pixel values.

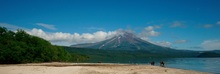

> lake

[
  {"left": 164, "top": 58, "right": 220, "bottom": 74},
  {"left": 88, "top": 58, "right": 220, "bottom": 73},
  {"left": 135, "top": 58, "right": 220, "bottom": 74}
]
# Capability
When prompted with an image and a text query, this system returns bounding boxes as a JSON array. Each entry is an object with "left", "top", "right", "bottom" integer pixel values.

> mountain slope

[
  {"left": 70, "top": 31, "right": 202, "bottom": 58},
  {"left": 71, "top": 31, "right": 172, "bottom": 51}
]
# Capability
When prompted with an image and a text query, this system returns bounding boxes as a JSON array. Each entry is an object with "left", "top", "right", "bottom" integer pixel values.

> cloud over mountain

[
  {"left": 139, "top": 26, "right": 160, "bottom": 41},
  {"left": 1, "top": 23, "right": 170, "bottom": 47},
  {"left": 201, "top": 39, "right": 220, "bottom": 50},
  {"left": 27, "top": 28, "right": 117, "bottom": 46},
  {"left": 26, "top": 26, "right": 169, "bottom": 47}
]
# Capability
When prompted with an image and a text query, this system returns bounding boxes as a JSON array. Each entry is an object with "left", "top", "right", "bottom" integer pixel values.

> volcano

[{"left": 71, "top": 31, "right": 173, "bottom": 51}]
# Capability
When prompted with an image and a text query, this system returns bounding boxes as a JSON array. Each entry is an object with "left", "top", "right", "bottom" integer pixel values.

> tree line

[{"left": 0, "top": 27, "right": 88, "bottom": 64}]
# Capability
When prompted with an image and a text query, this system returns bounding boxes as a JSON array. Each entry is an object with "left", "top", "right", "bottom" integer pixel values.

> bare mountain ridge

[{"left": 71, "top": 31, "right": 172, "bottom": 51}]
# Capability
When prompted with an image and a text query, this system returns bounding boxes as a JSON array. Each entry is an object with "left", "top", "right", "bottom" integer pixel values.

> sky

[{"left": 0, "top": 0, "right": 220, "bottom": 51}]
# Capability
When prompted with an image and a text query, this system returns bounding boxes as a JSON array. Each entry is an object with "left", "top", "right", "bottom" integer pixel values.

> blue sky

[{"left": 1, "top": 0, "right": 220, "bottom": 51}]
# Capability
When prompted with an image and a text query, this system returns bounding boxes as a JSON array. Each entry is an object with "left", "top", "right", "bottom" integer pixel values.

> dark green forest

[
  {"left": 197, "top": 52, "right": 220, "bottom": 58},
  {"left": 64, "top": 47, "right": 198, "bottom": 63},
  {"left": 0, "top": 27, "right": 88, "bottom": 64},
  {"left": 64, "top": 47, "right": 220, "bottom": 63}
]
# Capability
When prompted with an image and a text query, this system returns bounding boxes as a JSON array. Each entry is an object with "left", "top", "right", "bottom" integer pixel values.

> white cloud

[
  {"left": 170, "top": 21, "right": 185, "bottom": 28},
  {"left": 155, "top": 41, "right": 172, "bottom": 47},
  {"left": 139, "top": 26, "right": 160, "bottom": 38},
  {"left": 203, "top": 24, "right": 213, "bottom": 28},
  {"left": 174, "top": 40, "right": 188, "bottom": 44},
  {"left": 1, "top": 23, "right": 173, "bottom": 47},
  {"left": 137, "top": 26, "right": 172, "bottom": 47},
  {"left": 138, "top": 38, "right": 172, "bottom": 48},
  {"left": 145, "top": 26, "right": 154, "bottom": 31},
  {"left": 140, "top": 37, "right": 150, "bottom": 41},
  {"left": 0, "top": 23, "right": 28, "bottom": 30},
  {"left": 201, "top": 40, "right": 220, "bottom": 50},
  {"left": 138, "top": 26, "right": 162, "bottom": 45},
  {"left": 36, "top": 23, "right": 57, "bottom": 30},
  {"left": 217, "top": 21, "right": 220, "bottom": 25},
  {"left": 27, "top": 27, "right": 167, "bottom": 47},
  {"left": 147, "top": 31, "right": 159, "bottom": 37},
  {"left": 154, "top": 25, "right": 162, "bottom": 29},
  {"left": 26, "top": 28, "right": 117, "bottom": 46}
]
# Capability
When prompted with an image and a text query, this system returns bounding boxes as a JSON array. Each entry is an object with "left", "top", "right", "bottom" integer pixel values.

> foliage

[
  {"left": 64, "top": 47, "right": 200, "bottom": 63},
  {"left": 197, "top": 52, "right": 220, "bottom": 58},
  {"left": 0, "top": 27, "right": 88, "bottom": 64}
]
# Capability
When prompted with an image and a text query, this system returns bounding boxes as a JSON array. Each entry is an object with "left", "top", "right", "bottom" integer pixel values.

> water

[
  {"left": 131, "top": 58, "right": 220, "bottom": 74},
  {"left": 164, "top": 58, "right": 220, "bottom": 74},
  {"left": 89, "top": 58, "right": 220, "bottom": 73}
]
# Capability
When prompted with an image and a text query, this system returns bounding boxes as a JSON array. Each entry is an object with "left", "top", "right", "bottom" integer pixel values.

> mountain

[
  {"left": 210, "top": 50, "right": 220, "bottom": 54},
  {"left": 70, "top": 31, "right": 204, "bottom": 58},
  {"left": 70, "top": 31, "right": 220, "bottom": 58},
  {"left": 197, "top": 52, "right": 220, "bottom": 58},
  {"left": 71, "top": 31, "right": 173, "bottom": 51}
]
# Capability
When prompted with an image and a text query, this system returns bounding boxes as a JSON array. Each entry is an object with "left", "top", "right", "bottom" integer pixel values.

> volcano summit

[{"left": 71, "top": 31, "right": 172, "bottom": 51}]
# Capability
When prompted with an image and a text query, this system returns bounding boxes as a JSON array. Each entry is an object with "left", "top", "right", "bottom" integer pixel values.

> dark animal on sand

[
  {"left": 150, "top": 61, "right": 155, "bottom": 65},
  {"left": 160, "top": 61, "right": 165, "bottom": 67}
]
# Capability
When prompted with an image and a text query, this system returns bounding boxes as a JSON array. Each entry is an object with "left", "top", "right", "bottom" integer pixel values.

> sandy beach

[{"left": 0, "top": 62, "right": 209, "bottom": 74}]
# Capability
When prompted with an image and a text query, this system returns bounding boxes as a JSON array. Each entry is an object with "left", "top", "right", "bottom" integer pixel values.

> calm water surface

[
  {"left": 91, "top": 58, "right": 220, "bottom": 73},
  {"left": 129, "top": 58, "right": 220, "bottom": 73},
  {"left": 164, "top": 58, "right": 220, "bottom": 74}
]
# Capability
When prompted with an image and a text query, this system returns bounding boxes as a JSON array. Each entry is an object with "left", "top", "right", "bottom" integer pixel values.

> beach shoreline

[{"left": 0, "top": 62, "right": 209, "bottom": 74}]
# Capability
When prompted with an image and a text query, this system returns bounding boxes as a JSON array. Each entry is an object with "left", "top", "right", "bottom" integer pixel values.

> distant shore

[{"left": 0, "top": 62, "right": 209, "bottom": 74}]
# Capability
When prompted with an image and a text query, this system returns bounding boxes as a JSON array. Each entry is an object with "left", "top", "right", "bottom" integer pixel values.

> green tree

[{"left": 0, "top": 27, "right": 81, "bottom": 64}]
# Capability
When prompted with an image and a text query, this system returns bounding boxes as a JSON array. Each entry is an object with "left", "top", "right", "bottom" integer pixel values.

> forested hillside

[
  {"left": 64, "top": 47, "right": 199, "bottom": 63},
  {"left": 0, "top": 27, "right": 88, "bottom": 64}
]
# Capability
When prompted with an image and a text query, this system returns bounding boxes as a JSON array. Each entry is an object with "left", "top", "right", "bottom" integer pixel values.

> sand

[{"left": 0, "top": 62, "right": 209, "bottom": 74}]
